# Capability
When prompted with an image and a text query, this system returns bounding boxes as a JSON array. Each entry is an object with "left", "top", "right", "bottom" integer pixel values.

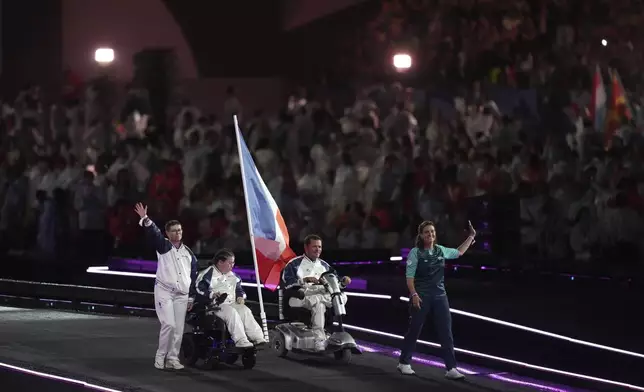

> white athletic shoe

[
  {"left": 397, "top": 363, "right": 415, "bottom": 375},
  {"left": 154, "top": 357, "right": 165, "bottom": 370},
  {"left": 165, "top": 359, "right": 185, "bottom": 370},
  {"left": 235, "top": 338, "right": 254, "bottom": 348},
  {"left": 445, "top": 368, "right": 465, "bottom": 380}
]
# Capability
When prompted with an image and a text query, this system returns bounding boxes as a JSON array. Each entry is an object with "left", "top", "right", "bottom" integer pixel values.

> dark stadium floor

[{"left": 0, "top": 306, "right": 581, "bottom": 392}]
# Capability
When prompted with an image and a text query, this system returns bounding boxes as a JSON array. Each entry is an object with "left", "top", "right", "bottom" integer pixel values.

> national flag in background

[
  {"left": 610, "top": 68, "right": 633, "bottom": 119},
  {"left": 234, "top": 119, "right": 295, "bottom": 291},
  {"left": 606, "top": 68, "right": 633, "bottom": 148},
  {"left": 590, "top": 65, "right": 607, "bottom": 133}
]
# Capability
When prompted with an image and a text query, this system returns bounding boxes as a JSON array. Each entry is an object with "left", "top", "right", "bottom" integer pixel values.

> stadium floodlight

[
  {"left": 94, "top": 48, "right": 115, "bottom": 65},
  {"left": 393, "top": 53, "right": 412, "bottom": 71}
]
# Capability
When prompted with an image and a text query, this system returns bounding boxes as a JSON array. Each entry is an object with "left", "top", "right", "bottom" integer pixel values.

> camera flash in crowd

[{"left": 601, "top": 39, "right": 608, "bottom": 47}]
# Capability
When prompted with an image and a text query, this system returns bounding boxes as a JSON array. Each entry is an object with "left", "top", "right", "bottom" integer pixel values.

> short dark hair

[
  {"left": 210, "top": 248, "right": 235, "bottom": 265},
  {"left": 303, "top": 234, "right": 322, "bottom": 246},
  {"left": 165, "top": 220, "right": 181, "bottom": 232}
]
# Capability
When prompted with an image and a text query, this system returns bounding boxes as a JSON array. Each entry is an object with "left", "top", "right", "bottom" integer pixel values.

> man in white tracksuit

[
  {"left": 195, "top": 248, "right": 266, "bottom": 347},
  {"left": 134, "top": 202, "right": 198, "bottom": 370},
  {"left": 282, "top": 234, "right": 351, "bottom": 351}
]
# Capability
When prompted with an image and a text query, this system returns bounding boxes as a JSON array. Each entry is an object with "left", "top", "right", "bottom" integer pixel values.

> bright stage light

[
  {"left": 94, "top": 48, "right": 114, "bottom": 65},
  {"left": 393, "top": 53, "right": 412, "bottom": 70}
]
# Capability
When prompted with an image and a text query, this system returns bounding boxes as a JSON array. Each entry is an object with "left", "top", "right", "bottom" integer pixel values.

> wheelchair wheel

[
  {"left": 334, "top": 348, "right": 352, "bottom": 364},
  {"left": 223, "top": 353, "right": 239, "bottom": 364},
  {"left": 269, "top": 330, "right": 288, "bottom": 358},
  {"left": 180, "top": 334, "right": 200, "bottom": 366},
  {"left": 204, "top": 356, "right": 220, "bottom": 370},
  {"left": 242, "top": 352, "right": 256, "bottom": 369}
]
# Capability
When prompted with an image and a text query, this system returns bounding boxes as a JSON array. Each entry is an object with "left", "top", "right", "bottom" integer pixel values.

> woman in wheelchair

[{"left": 194, "top": 249, "right": 266, "bottom": 348}]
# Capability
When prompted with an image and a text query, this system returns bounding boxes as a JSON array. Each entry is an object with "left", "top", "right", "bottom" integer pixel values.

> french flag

[
  {"left": 591, "top": 65, "right": 607, "bottom": 133},
  {"left": 234, "top": 117, "right": 295, "bottom": 291}
]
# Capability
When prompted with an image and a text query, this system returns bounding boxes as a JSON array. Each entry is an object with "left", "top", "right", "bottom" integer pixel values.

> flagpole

[{"left": 233, "top": 115, "right": 269, "bottom": 341}]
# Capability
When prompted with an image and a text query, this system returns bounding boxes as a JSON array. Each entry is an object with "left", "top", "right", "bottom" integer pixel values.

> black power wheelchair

[{"left": 180, "top": 293, "right": 258, "bottom": 369}]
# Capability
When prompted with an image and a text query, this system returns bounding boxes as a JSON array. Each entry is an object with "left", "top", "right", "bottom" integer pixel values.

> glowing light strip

[
  {"left": 87, "top": 267, "right": 154, "bottom": 279},
  {"left": 357, "top": 344, "right": 380, "bottom": 353},
  {"left": 3, "top": 338, "right": 563, "bottom": 392},
  {"left": 345, "top": 292, "right": 391, "bottom": 299},
  {"left": 81, "top": 302, "right": 115, "bottom": 308},
  {"left": 390, "top": 256, "right": 403, "bottom": 261},
  {"left": 363, "top": 342, "right": 571, "bottom": 392},
  {"left": 87, "top": 266, "right": 642, "bottom": 359},
  {"left": 0, "top": 295, "right": 618, "bottom": 391},
  {"left": 39, "top": 298, "right": 72, "bottom": 304},
  {"left": 88, "top": 267, "right": 269, "bottom": 288},
  {"left": 0, "top": 361, "right": 123, "bottom": 392},
  {"left": 334, "top": 322, "right": 644, "bottom": 391},
  {"left": 400, "top": 296, "right": 644, "bottom": 359},
  {"left": 123, "top": 306, "right": 154, "bottom": 311},
  {"left": 86, "top": 267, "right": 391, "bottom": 299},
  {"left": 489, "top": 373, "right": 569, "bottom": 392},
  {"left": 0, "top": 294, "right": 34, "bottom": 300}
]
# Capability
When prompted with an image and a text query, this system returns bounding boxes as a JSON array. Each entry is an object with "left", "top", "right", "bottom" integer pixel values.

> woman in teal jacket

[{"left": 397, "top": 220, "right": 476, "bottom": 380}]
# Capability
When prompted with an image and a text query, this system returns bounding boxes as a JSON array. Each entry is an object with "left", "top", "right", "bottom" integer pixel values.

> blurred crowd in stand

[{"left": 0, "top": 0, "right": 642, "bottom": 276}]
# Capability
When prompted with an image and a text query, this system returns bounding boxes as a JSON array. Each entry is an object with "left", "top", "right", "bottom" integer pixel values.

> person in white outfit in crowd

[
  {"left": 282, "top": 234, "right": 351, "bottom": 351},
  {"left": 134, "top": 202, "right": 198, "bottom": 371},
  {"left": 195, "top": 248, "right": 266, "bottom": 347}
]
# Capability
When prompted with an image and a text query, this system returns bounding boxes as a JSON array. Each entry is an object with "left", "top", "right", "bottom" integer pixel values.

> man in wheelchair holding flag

[
  {"left": 282, "top": 234, "right": 352, "bottom": 351},
  {"left": 194, "top": 249, "right": 266, "bottom": 348}
]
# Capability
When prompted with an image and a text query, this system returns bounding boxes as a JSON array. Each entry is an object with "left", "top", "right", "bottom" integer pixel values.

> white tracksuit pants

[
  {"left": 213, "top": 303, "right": 265, "bottom": 346},
  {"left": 154, "top": 284, "right": 189, "bottom": 361},
  {"left": 289, "top": 286, "right": 348, "bottom": 337}
]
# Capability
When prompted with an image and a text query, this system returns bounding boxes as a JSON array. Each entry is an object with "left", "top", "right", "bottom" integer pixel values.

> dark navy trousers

[{"left": 398, "top": 293, "right": 457, "bottom": 370}]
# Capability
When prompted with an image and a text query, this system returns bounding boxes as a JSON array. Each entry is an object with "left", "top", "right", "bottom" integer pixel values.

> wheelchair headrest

[
  {"left": 196, "top": 259, "right": 212, "bottom": 272},
  {"left": 279, "top": 258, "right": 297, "bottom": 287},
  {"left": 280, "top": 259, "right": 292, "bottom": 279}
]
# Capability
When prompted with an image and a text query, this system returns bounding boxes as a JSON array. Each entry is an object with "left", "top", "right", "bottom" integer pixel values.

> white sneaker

[
  {"left": 235, "top": 338, "right": 254, "bottom": 348},
  {"left": 445, "top": 368, "right": 465, "bottom": 380},
  {"left": 397, "top": 363, "right": 415, "bottom": 375},
  {"left": 165, "top": 359, "right": 185, "bottom": 370},
  {"left": 154, "top": 357, "right": 165, "bottom": 370}
]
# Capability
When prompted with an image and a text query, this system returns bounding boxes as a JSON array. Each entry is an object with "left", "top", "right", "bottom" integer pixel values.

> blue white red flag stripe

[
  {"left": 234, "top": 119, "right": 295, "bottom": 290},
  {"left": 592, "top": 65, "right": 606, "bottom": 133}
]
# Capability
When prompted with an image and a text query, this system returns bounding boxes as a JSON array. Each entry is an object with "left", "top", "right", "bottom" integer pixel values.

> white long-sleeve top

[
  {"left": 139, "top": 216, "right": 198, "bottom": 298},
  {"left": 195, "top": 265, "right": 246, "bottom": 305}
]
